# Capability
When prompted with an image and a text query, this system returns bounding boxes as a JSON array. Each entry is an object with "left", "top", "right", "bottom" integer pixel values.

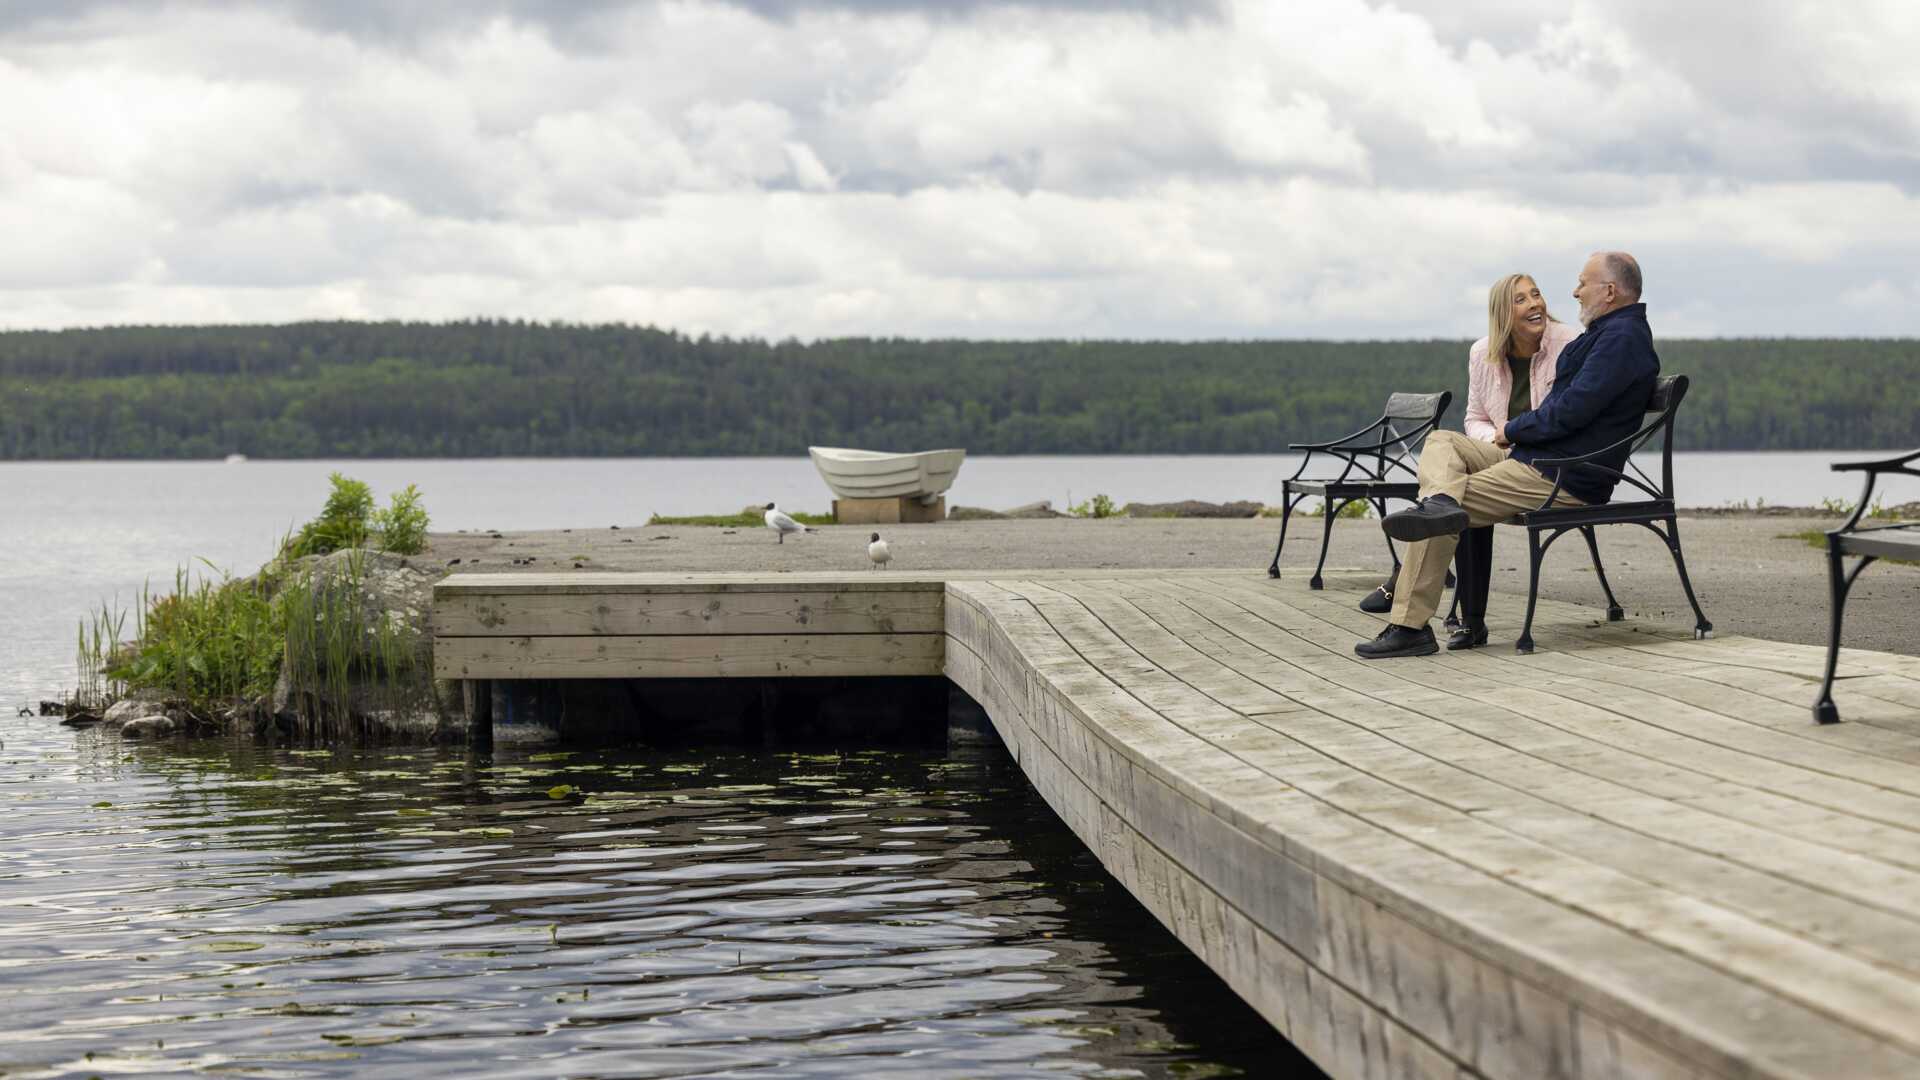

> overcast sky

[{"left": 2, "top": 0, "right": 1917, "bottom": 338}]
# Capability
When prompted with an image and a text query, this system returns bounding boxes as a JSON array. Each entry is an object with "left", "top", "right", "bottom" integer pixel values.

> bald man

[{"left": 1355, "top": 252, "right": 1662, "bottom": 658}]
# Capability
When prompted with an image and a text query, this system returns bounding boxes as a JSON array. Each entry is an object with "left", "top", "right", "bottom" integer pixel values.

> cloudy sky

[{"left": 2, "top": 0, "right": 1917, "bottom": 338}]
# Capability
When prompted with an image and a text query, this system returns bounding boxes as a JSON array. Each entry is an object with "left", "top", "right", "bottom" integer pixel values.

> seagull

[
  {"left": 763, "top": 502, "right": 812, "bottom": 544},
  {"left": 867, "top": 532, "right": 891, "bottom": 570}
]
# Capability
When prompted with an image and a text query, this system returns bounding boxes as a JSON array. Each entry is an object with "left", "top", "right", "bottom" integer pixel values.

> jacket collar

[{"left": 1585, "top": 302, "right": 1647, "bottom": 331}]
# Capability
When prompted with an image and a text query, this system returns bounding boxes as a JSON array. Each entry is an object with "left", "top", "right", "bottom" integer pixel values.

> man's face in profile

[{"left": 1572, "top": 257, "right": 1616, "bottom": 326}]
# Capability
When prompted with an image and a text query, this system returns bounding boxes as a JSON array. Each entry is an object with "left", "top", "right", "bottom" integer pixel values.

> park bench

[
  {"left": 1502, "top": 373, "right": 1713, "bottom": 654},
  {"left": 1268, "top": 391, "right": 1452, "bottom": 590},
  {"left": 1813, "top": 447, "right": 1920, "bottom": 724}
]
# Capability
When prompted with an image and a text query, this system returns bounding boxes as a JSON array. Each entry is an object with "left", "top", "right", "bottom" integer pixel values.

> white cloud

[{"left": 0, "top": 0, "right": 1917, "bottom": 337}]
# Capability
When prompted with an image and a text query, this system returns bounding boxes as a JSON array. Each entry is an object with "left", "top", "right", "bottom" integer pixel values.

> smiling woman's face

[{"left": 1510, "top": 276, "right": 1546, "bottom": 334}]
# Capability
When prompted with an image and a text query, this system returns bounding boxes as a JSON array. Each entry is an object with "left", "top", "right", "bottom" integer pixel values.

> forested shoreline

[{"left": 2, "top": 321, "right": 1913, "bottom": 458}]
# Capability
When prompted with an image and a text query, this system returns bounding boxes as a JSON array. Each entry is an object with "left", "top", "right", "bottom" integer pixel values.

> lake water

[
  {"left": 0, "top": 451, "right": 1886, "bottom": 1077},
  {"left": 1, "top": 457, "right": 1340, "bottom": 1077}
]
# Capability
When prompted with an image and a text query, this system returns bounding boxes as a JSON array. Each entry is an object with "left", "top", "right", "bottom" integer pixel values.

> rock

[
  {"left": 37, "top": 700, "right": 65, "bottom": 716},
  {"left": 120, "top": 714, "right": 177, "bottom": 738},
  {"left": 947, "top": 505, "right": 1008, "bottom": 521},
  {"left": 271, "top": 548, "right": 451, "bottom": 740},
  {"left": 102, "top": 697, "right": 161, "bottom": 728},
  {"left": 1124, "top": 499, "right": 1264, "bottom": 519},
  {"left": 1004, "top": 501, "right": 1064, "bottom": 519}
]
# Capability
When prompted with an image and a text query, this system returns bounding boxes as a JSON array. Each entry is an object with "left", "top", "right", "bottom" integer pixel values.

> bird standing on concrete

[
  {"left": 763, "top": 503, "right": 811, "bottom": 543},
  {"left": 867, "top": 532, "right": 892, "bottom": 570}
]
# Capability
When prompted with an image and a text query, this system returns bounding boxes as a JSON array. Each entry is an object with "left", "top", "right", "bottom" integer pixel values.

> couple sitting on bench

[{"left": 1356, "top": 251, "right": 1661, "bottom": 659}]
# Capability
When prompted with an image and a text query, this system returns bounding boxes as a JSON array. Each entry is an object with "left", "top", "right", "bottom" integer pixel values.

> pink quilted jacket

[{"left": 1463, "top": 320, "right": 1579, "bottom": 443}]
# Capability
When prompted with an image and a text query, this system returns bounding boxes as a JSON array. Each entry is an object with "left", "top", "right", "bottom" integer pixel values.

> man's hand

[{"left": 1494, "top": 430, "right": 1511, "bottom": 449}]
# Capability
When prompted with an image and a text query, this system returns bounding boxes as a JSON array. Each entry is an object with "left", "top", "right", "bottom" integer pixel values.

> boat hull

[{"left": 808, "top": 447, "right": 966, "bottom": 501}]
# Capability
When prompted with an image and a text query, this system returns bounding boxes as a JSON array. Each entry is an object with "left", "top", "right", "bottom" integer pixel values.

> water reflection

[{"left": 0, "top": 732, "right": 1316, "bottom": 1078}]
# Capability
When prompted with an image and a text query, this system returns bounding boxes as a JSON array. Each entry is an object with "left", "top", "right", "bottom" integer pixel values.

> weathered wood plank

[
  {"left": 432, "top": 589, "right": 944, "bottom": 637},
  {"left": 433, "top": 632, "right": 944, "bottom": 678}
]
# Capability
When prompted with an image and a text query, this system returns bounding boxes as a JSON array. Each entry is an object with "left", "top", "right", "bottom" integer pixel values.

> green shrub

[
  {"left": 373, "top": 484, "right": 430, "bottom": 554},
  {"left": 286, "top": 472, "right": 374, "bottom": 557}
]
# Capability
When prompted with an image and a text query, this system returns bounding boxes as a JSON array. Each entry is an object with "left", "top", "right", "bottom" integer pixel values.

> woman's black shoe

[
  {"left": 1446, "top": 621, "right": 1489, "bottom": 650},
  {"left": 1359, "top": 583, "right": 1393, "bottom": 613}
]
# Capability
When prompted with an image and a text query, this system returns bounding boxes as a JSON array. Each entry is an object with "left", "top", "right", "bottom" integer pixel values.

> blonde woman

[
  {"left": 1359, "top": 273, "right": 1576, "bottom": 643},
  {"left": 1449, "top": 273, "right": 1578, "bottom": 648}
]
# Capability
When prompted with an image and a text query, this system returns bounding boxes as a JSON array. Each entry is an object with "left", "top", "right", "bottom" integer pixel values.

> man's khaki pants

[{"left": 1388, "top": 431, "right": 1582, "bottom": 627}]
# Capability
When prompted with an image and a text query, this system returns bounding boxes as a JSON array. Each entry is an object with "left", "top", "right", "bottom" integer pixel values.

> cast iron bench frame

[
  {"left": 1813, "top": 447, "right": 1920, "bottom": 725},
  {"left": 1268, "top": 391, "right": 1453, "bottom": 589},
  {"left": 1507, "top": 373, "right": 1713, "bottom": 654}
]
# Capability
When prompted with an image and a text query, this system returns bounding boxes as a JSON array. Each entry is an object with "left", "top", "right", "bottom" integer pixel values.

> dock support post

[{"left": 464, "top": 678, "right": 494, "bottom": 746}]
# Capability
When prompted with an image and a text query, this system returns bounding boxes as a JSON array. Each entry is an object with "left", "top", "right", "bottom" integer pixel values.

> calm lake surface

[
  {"left": 1, "top": 456, "right": 1341, "bottom": 1078},
  {"left": 0, "top": 451, "right": 1881, "bottom": 1077}
]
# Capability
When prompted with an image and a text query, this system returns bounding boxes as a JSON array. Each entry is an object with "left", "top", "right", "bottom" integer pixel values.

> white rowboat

[{"left": 808, "top": 446, "right": 966, "bottom": 503}]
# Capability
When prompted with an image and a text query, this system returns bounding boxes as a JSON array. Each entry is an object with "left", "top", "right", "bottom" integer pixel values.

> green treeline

[{"left": 1, "top": 321, "right": 1913, "bottom": 458}]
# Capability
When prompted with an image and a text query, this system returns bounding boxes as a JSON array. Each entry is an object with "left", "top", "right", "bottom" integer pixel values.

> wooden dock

[{"left": 434, "top": 569, "right": 1920, "bottom": 1079}]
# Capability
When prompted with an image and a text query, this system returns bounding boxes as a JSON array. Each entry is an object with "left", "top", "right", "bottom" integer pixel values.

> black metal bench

[
  {"left": 1268, "top": 391, "right": 1452, "bottom": 589},
  {"left": 1507, "top": 373, "right": 1712, "bottom": 654},
  {"left": 1813, "top": 447, "right": 1920, "bottom": 725}
]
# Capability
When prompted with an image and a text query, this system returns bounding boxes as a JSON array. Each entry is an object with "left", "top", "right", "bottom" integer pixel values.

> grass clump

[
  {"left": 647, "top": 510, "right": 832, "bottom": 527},
  {"left": 1068, "top": 494, "right": 1118, "bottom": 519}
]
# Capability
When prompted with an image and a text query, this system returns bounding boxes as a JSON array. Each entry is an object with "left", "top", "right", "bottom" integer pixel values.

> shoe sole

[{"left": 1382, "top": 509, "right": 1469, "bottom": 543}]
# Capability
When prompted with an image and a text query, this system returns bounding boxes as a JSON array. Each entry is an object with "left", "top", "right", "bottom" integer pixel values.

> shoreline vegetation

[
  {"left": 68, "top": 473, "right": 447, "bottom": 741},
  {"left": 3, "top": 322, "right": 1917, "bottom": 459}
]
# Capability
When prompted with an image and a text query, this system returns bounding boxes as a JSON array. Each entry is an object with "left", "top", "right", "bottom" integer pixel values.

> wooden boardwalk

[{"left": 435, "top": 569, "right": 1920, "bottom": 1079}]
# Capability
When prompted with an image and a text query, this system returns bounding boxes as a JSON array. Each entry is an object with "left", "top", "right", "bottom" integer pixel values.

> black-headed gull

[
  {"left": 763, "top": 502, "right": 812, "bottom": 543},
  {"left": 867, "top": 532, "right": 891, "bottom": 569}
]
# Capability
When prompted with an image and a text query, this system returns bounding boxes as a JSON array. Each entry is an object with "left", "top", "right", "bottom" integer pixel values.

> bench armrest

[{"left": 1832, "top": 447, "right": 1920, "bottom": 474}]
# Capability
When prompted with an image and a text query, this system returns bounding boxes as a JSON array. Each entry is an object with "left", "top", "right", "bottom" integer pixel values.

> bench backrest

[{"left": 1615, "top": 373, "right": 1689, "bottom": 502}]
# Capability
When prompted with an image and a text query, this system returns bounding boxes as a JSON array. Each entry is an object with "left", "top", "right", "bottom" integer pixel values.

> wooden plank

[
  {"left": 435, "top": 571, "right": 949, "bottom": 595},
  {"left": 433, "top": 632, "right": 944, "bottom": 679},
  {"left": 432, "top": 589, "right": 944, "bottom": 637}
]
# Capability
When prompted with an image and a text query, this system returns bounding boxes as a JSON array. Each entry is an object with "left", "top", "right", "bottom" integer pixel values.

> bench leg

[
  {"left": 1516, "top": 527, "right": 1546, "bottom": 654},
  {"left": 1268, "top": 490, "right": 1305, "bottom": 578},
  {"left": 1815, "top": 538, "right": 1877, "bottom": 725},
  {"left": 1309, "top": 499, "right": 1342, "bottom": 589},
  {"left": 1660, "top": 516, "right": 1713, "bottom": 639},
  {"left": 1579, "top": 525, "right": 1625, "bottom": 621}
]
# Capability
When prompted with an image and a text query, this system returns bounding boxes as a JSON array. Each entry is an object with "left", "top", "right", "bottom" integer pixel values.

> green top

[{"left": 1506, "top": 353, "right": 1532, "bottom": 424}]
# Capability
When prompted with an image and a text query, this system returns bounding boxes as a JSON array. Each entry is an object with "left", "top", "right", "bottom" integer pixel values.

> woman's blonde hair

[{"left": 1485, "top": 273, "right": 1558, "bottom": 364}]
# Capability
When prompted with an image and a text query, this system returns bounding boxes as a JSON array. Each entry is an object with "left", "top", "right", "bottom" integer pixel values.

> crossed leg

[{"left": 1388, "top": 432, "right": 1579, "bottom": 627}]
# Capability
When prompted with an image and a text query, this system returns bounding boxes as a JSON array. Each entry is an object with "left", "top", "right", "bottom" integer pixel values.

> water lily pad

[
  {"left": 203, "top": 940, "right": 265, "bottom": 952},
  {"left": 546, "top": 784, "right": 575, "bottom": 799}
]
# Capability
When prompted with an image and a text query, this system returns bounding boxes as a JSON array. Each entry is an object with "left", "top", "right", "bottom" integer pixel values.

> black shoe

[
  {"left": 1354, "top": 624, "right": 1438, "bottom": 659},
  {"left": 1446, "top": 620, "right": 1489, "bottom": 650},
  {"left": 1359, "top": 581, "right": 1393, "bottom": 614},
  {"left": 1382, "top": 494, "right": 1469, "bottom": 543}
]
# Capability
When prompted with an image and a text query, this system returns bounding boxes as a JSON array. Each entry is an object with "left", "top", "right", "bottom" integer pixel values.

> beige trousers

[{"left": 1388, "top": 431, "right": 1582, "bottom": 626}]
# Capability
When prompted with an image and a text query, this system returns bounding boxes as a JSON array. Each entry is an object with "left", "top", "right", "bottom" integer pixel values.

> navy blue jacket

[{"left": 1504, "top": 303, "right": 1660, "bottom": 505}]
